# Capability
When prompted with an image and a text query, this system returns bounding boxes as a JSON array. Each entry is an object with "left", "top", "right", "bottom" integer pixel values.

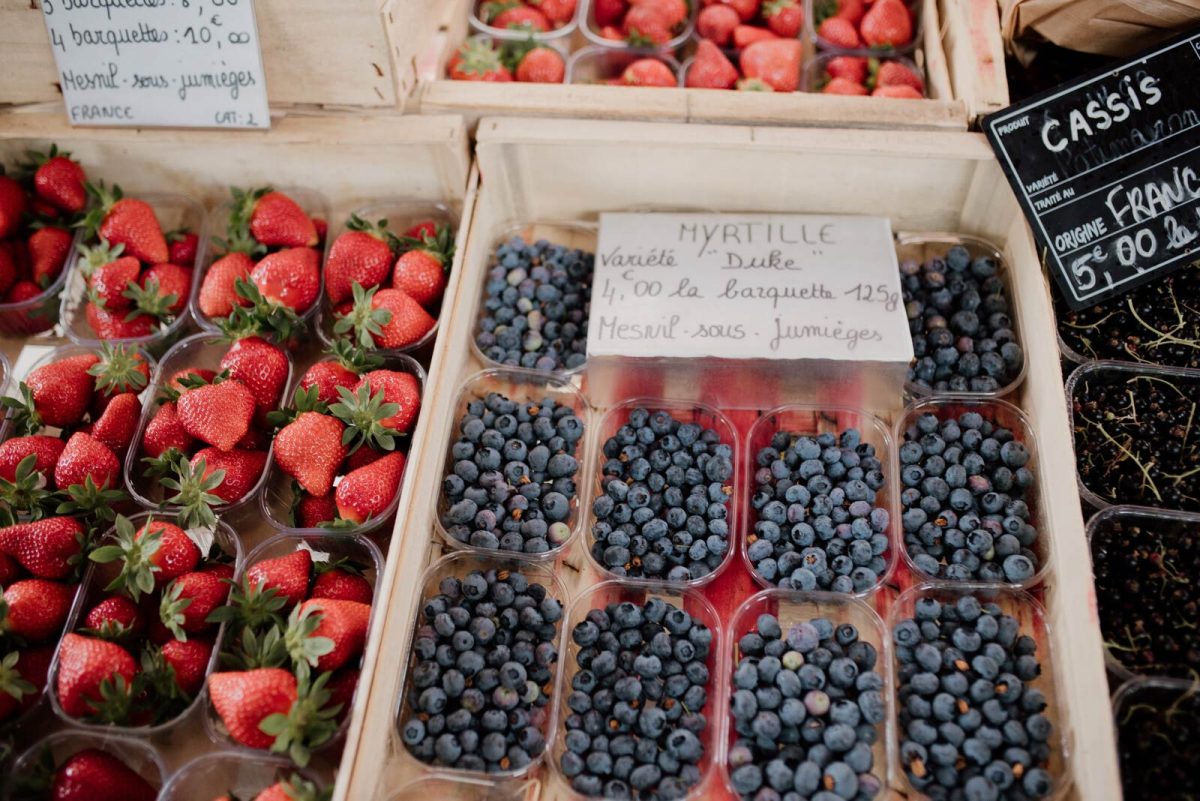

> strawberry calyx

[
  {"left": 55, "top": 474, "right": 127, "bottom": 526},
  {"left": 138, "top": 643, "right": 185, "bottom": 702},
  {"left": 276, "top": 776, "right": 332, "bottom": 801},
  {"left": 220, "top": 622, "right": 289, "bottom": 671},
  {"left": 328, "top": 383, "right": 403, "bottom": 454},
  {"left": 480, "top": 0, "right": 521, "bottom": 23},
  {"left": 328, "top": 339, "right": 382, "bottom": 374},
  {"left": 159, "top": 578, "right": 195, "bottom": 641},
  {"left": 0, "top": 452, "right": 55, "bottom": 517},
  {"left": 344, "top": 214, "right": 401, "bottom": 255},
  {"left": 158, "top": 454, "right": 227, "bottom": 530},
  {"left": 453, "top": 36, "right": 508, "bottom": 77},
  {"left": 223, "top": 278, "right": 305, "bottom": 343},
  {"left": 267, "top": 385, "right": 328, "bottom": 430},
  {"left": 122, "top": 277, "right": 178, "bottom": 321},
  {"left": 282, "top": 603, "right": 334, "bottom": 675},
  {"left": 82, "top": 671, "right": 134, "bottom": 725},
  {"left": 332, "top": 282, "right": 392, "bottom": 351},
  {"left": 7, "top": 745, "right": 54, "bottom": 797},
  {"left": 259, "top": 669, "right": 341, "bottom": 767},
  {"left": 397, "top": 222, "right": 455, "bottom": 273},
  {"left": 223, "top": 186, "right": 271, "bottom": 257},
  {"left": 75, "top": 238, "right": 126, "bottom": 279},
  {"left": 737, "top": 77, "right": 775, "bottom": 91},
  {"left": 0, "top": 650, "right": 36, "bottom": 702},
  {"left": 209, "top": 576, "right": 288, "bottom": 632},
  {"left": 80, "top": 615, "right": 136, "bottom": 642},
  {"left": 76, "top": 181, "right": 124, "bottom": 241},
  {"left": 89, "top": 341, "right": 150, "bottom": 396},
  {"left": 89, "top": 514, "right": 162, "bottom": 602},
  {"left": 154, "top": 369, "right": 225, "bottom": 405},
  {"left": 0, "top": 384, "right": 43, "bottom": 438}
]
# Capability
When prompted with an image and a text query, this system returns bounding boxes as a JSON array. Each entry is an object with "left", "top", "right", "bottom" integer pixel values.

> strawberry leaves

[
  {"left": 258, "top": 669, "right": 341, "bottom": 767},
  {"left": 89, "top": 514, "right": 161, "bottom": 602},
  {"left": 328, "top": 383, "right": 402, "bottom": 454},
  {"left": 333, "top": 282, "right": 392, "bottom": 351},
  {"left": 158, "top": 454, "right": 226, "bottom": 530}
]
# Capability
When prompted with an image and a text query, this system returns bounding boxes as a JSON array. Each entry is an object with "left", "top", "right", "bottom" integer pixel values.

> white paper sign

[
  {"left": 40, "top": 0, "right": 269, "bottom": 129},
  {"left": 590, "top": 213, "right": 913, "bottom": 363}
]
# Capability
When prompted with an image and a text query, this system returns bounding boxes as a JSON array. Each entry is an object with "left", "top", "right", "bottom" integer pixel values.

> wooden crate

[
  {"left": 345, "top": 117, "right": 1117, "bottom": 800},
  {"left": 0, "top": 110, "right": 474, "bottom": 801},
  {"left": 391, "top": 0, "right": 1007, "bottom": 130}
]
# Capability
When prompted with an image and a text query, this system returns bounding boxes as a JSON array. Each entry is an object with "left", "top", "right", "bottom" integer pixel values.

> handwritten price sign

[
  {"left": 589, "top": 213, "right": 912, "bottom": 364},
  {"left": 40, "top": 0, "right": 269, "bottom": 129}
]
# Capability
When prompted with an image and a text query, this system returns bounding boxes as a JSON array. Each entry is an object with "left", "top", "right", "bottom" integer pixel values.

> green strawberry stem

[
  {"left": 328, "top": 382, "right": 402, "bottom": 454},
  {"left": 90, "top": 514, "right": 162, "bottom": 602},
  {"left": 158, "top": 454, "right": 225, "bottom": 530},
  {"left": 0, "top": 452, "right": 56, "bottom": 517},
  {"left": 55, "top": 475, "right": 127, "bottom": 526},
  {"left": 90, "top": 342, "right": 150, "bottom": 395},
  {"left": 283, "top": 603, "right": 334, "bottom": 672},
  {"left": 332, "top": 282, "right": 391, "bottom": 351},
  {"left": 259, "top": 670, "right": 341, "bottom": 767}
]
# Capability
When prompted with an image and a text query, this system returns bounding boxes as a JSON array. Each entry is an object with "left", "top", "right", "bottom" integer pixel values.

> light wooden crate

[
  {"left": 0, "top": 110, "right": 474, "bottom": 801},
  {"left": 390, "top": 0, "right": 1007, "bottom": 130},
  {"left": 346, "top": 118, "right": 1115, "bottom": 801}
]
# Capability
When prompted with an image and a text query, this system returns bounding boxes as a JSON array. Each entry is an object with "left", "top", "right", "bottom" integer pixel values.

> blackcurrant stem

[
  {"left": 1082, "top": 415, "right": 1163, "bottom": 502},
  {"left": 1127, "top": 299, "right": 1200, "bottom": 350}
]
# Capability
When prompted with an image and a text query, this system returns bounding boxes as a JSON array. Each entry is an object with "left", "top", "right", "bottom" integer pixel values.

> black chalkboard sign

[{"left": 984, "top": 31, "right": 1200, "bottom": 310}]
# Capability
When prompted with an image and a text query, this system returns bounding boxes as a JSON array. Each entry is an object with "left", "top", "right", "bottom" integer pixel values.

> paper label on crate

[
  {"left": 590, "top": 213, "right": 912, "bottom": 363},
  {"left": 984, "top": 30, "right": 1200, "bottom": 310},
  {"left": 39, "top": 0, "right": 269, "bottom": 129}
]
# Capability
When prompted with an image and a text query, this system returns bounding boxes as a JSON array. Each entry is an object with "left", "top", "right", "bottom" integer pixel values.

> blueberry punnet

[
  {"left": 900, "top": 245, "right": 1023, "bottom": 394},
  {"left": 899, "top": 409, "right": 1040, "bottom": 584},
  {"left": 441, "top": 391, "right": 584, "bottom": 554},
  {"left": 728, "top": 613, "right": 886, "bottom": 801},
  {"left": 476, "top": 236, "right": 593, "bottom": 372},
  {"left": 561, "top": 597, "right": 713, "bottom": 800},
  {"left": 894, "top": 595, "right": 1054, "bottom": 800},
  {"left": 749, "top": 428, "right": 890, "bottom": 593},
  {"left": 401, "top": 568, "right": 562, "bottom": 773},
  {"left": 590, "top": 408, "right": 734, "bottom": 582}
]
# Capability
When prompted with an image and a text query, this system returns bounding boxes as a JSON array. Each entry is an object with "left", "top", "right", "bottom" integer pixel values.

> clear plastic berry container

[
  {"left": 469, "top": 0, "right": 579, "bottom": 42},
  {"left": 801, "top": 52, "right": 926, "bottom": 95},
  {"left": 893, "top": 397, "right": 1052, "bottom": 591},
  {"left": 394, "top": 550, "right": 571, "bottom": 783},
  {"left": 434, "top": 367, "right": 593, "bottom": 561},
  {"left": 896, "top": 233, "right": 1027, "bottom": 401},
  {"left": 388, "top": 775, "right": 541, "bottom": 801},
  {"left": 160, "top": 752, "right": 323, "bottom": 800},
  {"left": 720, "top": 589, "right": 894, "bottom": 800},
  {"left": 803, "top": 0, "right": 922, "bottom": 57},
  {"left": 6, "top": 729, "right": 167, "bottom": 800},
  {"left": 123, "top": 332, "right": 292, "bottom": 518},
  {"left": 202, "top": 531, "right": 384, "bottom": 754},
  {"left": 1085, "top": 504, "right": 1200, "bottom": 683},
  {"left": 584, "top": 398, "right": 741, "bottom": 589},
  {"left": 44, "top": 510, "right": 243, "bottom": 735},
  {"left": 259, "top": 350, "right": 426, "bottom": 538},
  {"left": 550, "top": 579, "right": 723, "bottom": 801},
  {"left": 315, "top": 199, "right": 458, "bottom": 357},
  {"left": 0, "top": 228, "right": 83, "bottom": 338},
  {"left": 470, "top": 221, "right": 597, "bottom": 378},
  {"left": 742, "top": 404, "right": 899, "bottom": 598},
  {"left": 59, "top": 192, "right": 206, "bottom": 356},
  {"left": 580, "top": 0, "right": 695, "bottom": 51},
  {"left": 567, "top": 46, "right": 684, "bottom": 86},
  {"left": 189, "top": 187, "right": 330, "bottom": 342},
  {"left": 886, "top": 584, "right": 1073, "bottom": 801},
  {"left": 1110, "top": 675, "right": 1200, "bottom": 799}
]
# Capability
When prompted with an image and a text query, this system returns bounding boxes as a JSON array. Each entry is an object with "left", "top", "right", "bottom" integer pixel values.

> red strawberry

[
  {"left": 341, "top": 287, "right": 436, "bottom": 350},
  {"left": 198, "top": 251, "right": 253, "bottom": 318},
  {"left": 0, "top": 579, "right": 75, "bottom": 641},
  {"left": 24, "top": 353, "right": 98, "bottom": 427},
  {"left": 403, "top": 220, "right": 437, "bottom": 240},
  {"left": 274, "top": 412, "right": 346, "bottom": 496},
  {"left": 142, "top": 401, "right": 192, "bottom": 459},
  {"left": 835, "top": 0, "right": 865, "bottom": 23},
  {"left": 719, "top": 0, "right": 760, "bottom": 20},
  {"left": 326, "top": 666, "right": 360, "bottom": 723},
  {"left": 312, "top": 218, "right": 327, "bottom": 246},
  {"left": 253, "top": 778, "right": 324, "bottom": 801},
  {"left": 311, "top": 568, "right": 373, "bottom": 605},
  {"left": 49, "top": 747, "right": 158, "bottom": 801},
  {"left": 0, "top": 435, "right": 65, "bottom": 482},
  {"left": 446, "top": 38, "right": 512, "bottom": 82},
  {"left": 297, "top": 493, "right": 338, "bottom": 528},
  {"left": 300, "top": 360, "right": 359, "bottom": 405},
  {"left": 168, "top": 231, "right": 200, "bottom": 267},
  {"left": 324, "top": 219, "right": 396, "bottom": 306},
  {"left": 55, "top": 631, "right": 137, "bottom": 718},
  {"left": 632, "top": 0, "right": 687, "bottom": 26},
  {"left": 0, "top": 244, "right": 18, "bottom": 295},
  {"left": 139, "top": 519, "right": 201, "bottom": 586},
  {"left": 393, "top": 223, "right": 454, "bottom": 308},
  {"left": 336, "top": 451, "right": 406, "bottom": 524},
  {"left": 0, "top": 645, "right": 54, "bottom": 720},
  {"left": 740, "top": 38, "right": 801, "bottom": 92},
  {"left": 161, "top": 637, "right": 213, "bottom": 696},
  {"left": 530, "top": 0, "right": 576, "bottom": 23},
  {"left": 872, "top": 83, "right": 922, "bottom": 98},
  {"left": 356, "top": 370, "right": 421, "bottom": 433},
  {"left": 207, "top": 667, "right": 297, "bottom": 749},
  {"left": 167, "top": 367, "right": 216, "bottom": 393},
  {"left": 246, "top": 549, "right": 312, "bottom": 608},
  {"left": 250, "top": 247, "right": 320, "bottom": 312},
  {"left": 516, "top": 47, "right": 565, "bottom": 84},
  {"left": 823, "top": 76, "right": 869, "bottom": 94},
  {"left": 29, "top": 226, "right": 73, "bottom": 287},
  {"left": 818, "top": 15, "right": 861, "bottom": 47},
  {"left": 85, "top": 303, "right": 156, "bottom": 340},
  {"left": 82, "top": 595, "right": 143, "bottom": 640},
  {"left": 296, "top": 598, "right": 371, "bottom": 671},
  {"left": 764, "top": 0, "right": 801, "bottom": 36},
  {"left": 618, "top": 59, "right": 677, "bottom": 87},
  {"left": 94, "top": 190, "right": 168, "bottom": 265},
  {"left": 697, "top": 3, "right": 740, "bottom": 44},
  {"left": 0, "top": 175, "right": 28, "bottom": 239},
  {"left": 86, "top": 253, "right": 140, "bottom": 312},
  {"left": 235, "top": 426, "right": 269, "bottom": 451},
  {"left": 205, "top": 562, "right": 235, "bottom": 583},
  {"left": 33, "top": 151, "right": 88, "bottom": 215},
  {"left": 191, "top": 447, "right": 267, "bottom": 504},
  {"left": 54, "top": 432, "right": 121, "bottom": 491},
  {"left": 219, "top": 336, "right": 289, "bottom": 416},
  {"left": 686, "top": 40, "right": 739, "bottom": 89},
  {"left": 826, "top": 55, "right": 868, "bottom": 83},
  {"left": 138, "top": 262, "right": 191, "bottom": 316},
  {"left": 876, "top": 59, "right": 924, "bottom": 92},
  {"left": 493, "top": 5, "right": 550, "bottom": 30},
  {"left": 90, "top": 392, "right": 141, "bottom": 457},
  {"left": 593, "top": 0, "right": 626, "bottom": 26},
  {"left": 343, "top": 447, "right": 383, "bottom": 473},
  {"left": 161, "top": 570, "right": 229, "bottom": 637},
  {"left": 732, "top": 24, "right": 779, "bottom": 47},
  {"left": 622, "top": 4, "right": 673, "bottom": 44},
  {"left": 860, "top": 0, "right": 911, "bottom": 47},
  {"left": 0, "top": 517, "right": 83, "bottom": 579},
  {"left": 0, "top": 552, "right": 18, "bottom": 585},
  {"left": 245, "top": 190, "right": 318, "bottom": 249},
  {"left": 176, "top": 380, "right": 256, "bottom": 452}
]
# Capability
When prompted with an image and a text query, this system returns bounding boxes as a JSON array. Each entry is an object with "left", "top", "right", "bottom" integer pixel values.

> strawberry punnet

[{"left": 82, "top": 183, "right": 169, "bottom": 265}]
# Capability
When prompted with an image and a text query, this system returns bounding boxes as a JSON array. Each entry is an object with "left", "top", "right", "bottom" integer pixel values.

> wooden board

[
  {"left": 344, "top": 118, "right": 1117, "bottom": 800},
  {"left": 939, "top": 0, "right": 1010, "bottom": 119}
]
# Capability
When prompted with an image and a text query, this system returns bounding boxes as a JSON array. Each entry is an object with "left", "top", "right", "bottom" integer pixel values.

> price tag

[
  {"left": 39, "top": 0, "right": 269, "bottom": 129},
  {"left": 589, "top": 213, "right": 912, "bottom": 364}
]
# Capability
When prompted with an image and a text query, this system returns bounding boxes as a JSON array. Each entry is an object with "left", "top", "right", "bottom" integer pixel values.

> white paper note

[
  {"left": 589, "top": 213, "right": 913, "bottom": 363},
  {"left": 40, "top": 0, "right": 269, "bottom": 129}
]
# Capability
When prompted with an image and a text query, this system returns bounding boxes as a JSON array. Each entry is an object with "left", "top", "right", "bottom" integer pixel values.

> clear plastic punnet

[
  {"left": 579, "top": 0, "right": 696, "bottom": 51},
  {"left": 1110, "top": 675, "right": 1200, "bottom": 799},
  {"left": 469, "top": 0, "right": 579, "bottom": 42},
  {"left": 742, "top": 404, "right": 899, "bottom": 597},
  {"left": 7, "top": 729, "right": 167, "bottom": 800},
  {"left": 0, "top": 229, "right": 82, "bottom": 338},
  {"left": 802, "top": 53, "right": 927, "bottom": 96},
  {"left": 803, "top": 0, "right": 922, "bottom": 57},
  {"left": 160, "top": 752, "right": 323, "bottom": 800},
  {"left": 389, "top": 775, "right": 540, "bottom": 801},
  {"left": 568, "top": 47, "right": 684, "bottom": 86}
]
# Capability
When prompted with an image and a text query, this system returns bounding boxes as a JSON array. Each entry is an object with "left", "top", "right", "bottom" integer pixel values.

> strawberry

[
  {"left": 90, "top": 393, "right": 141, "bottom": 457},
  {"left": 219, "top": 336, "right": 289, "bottom": 416},
  {"left": 593, "top": 0, "right": 626, "bottom": 26},
  {"left": 732, "top": 24, "right": 779, "bottom": 47},
  {"left": 85, "top": 303, "right": 155, "bottom": 340},
  {"left": 55, "top": 631, "right": 137, "bottom": 719},
  {"left": 167, "top": 367, "right": 216, "bottom": 393},
  {"left": 297, "top": 493, "right": 338, "bottom": 528},
  {"left": 247, "top": 549, "right": 312, "bottom": 609},
  {"left": 190, "top": 447, "right": 267, "bottom": 504},
  {"left": 824, "top": 76, "right": 869, "bottom": 94},
  {"left": 253, "top": 776, "right": 329, "bottom": 801},
  {"left": 0, "top": 517, "right": 83, "bottom": 579},
  {"left": 872, "top": 83, "right": 922, "bottom": 98},
  {"left": 343, "top": 446, "right": 384, "bottom": 473},
  {"left": 0, "top": 579, "right": 75, "bottom": 641},
  {"left": 31, "top": 148, "right": 88, "bottom": 215},
  {"left": 207, "top": 667, "right": 297, "bottom": 749},
  {"left": 198, "top": 251, "right": 253, "bottom": 318},
  {"left": 161, "top": 570, "right": 229, "bottom": 638},
  {"left": 492, "top": 5, "right": 550, "bottom": 31},
  {"left": 235, "top": 426, "right": 269, "bottom": 451},
  {"left": 324, "top": 217, "right": 397, "bottom": 306},
  {"left": 177, "top": 380, "right": 256, "bottom": 452},
  {"left": 876, "top": 59, "right": 924, "bottom": 92},
  {"left": 82, "top": 595, "right": 143, "bottom": 640},
  {"left": 740, "top": 38, "right": 801, "bottom": 92},
  {"left": 3, "top": 283, "right": 51, "bottom": 331},
  {"left": 140, "top": 519, "right": 201, "bottom": 586},
  {"left": 860, "top": 0, "right": 911, "bottom": 48},
  {"left": 336, "top": 451, "right": 406, "bottom": 524},
  {"left": 86, "top": 251, "right": 140, "bottom": 312},
  {"left": 0, "top": 435, "right": 65, "bottom": 482},
  {"left": 274, "top": 412, "right": 346, "bottom": 496},
  {"left": 54, "top": 432, "right": 121, "bottom": 491},
  {"left": 632, "top": 0, "right": 687, "bottom": 26},
  {"left": 168, "top": 231, "right": 200, "bottom": 267},
  {"left": 835, "top": 0, "right": 865, "bottom": 24},
  {"left": 326, "top": 667, "right": 359, "bottom": 723},
  {"left": 299, "top": 361, "right": 359, "bottom": 405},
  {"left": 29, "top": 225, "right": 73, "bottom": 287},
  {"left": 1, "top": 645, "right": 54, "bottom": 720},
  {"left": 240, "top": 189, "right": 318, "bottom": 249},
  {"left": 697, "top": 4, "right": 740, "bottom": 45},
  {"left": 447, "top": 38, "right": 512, "bottom": 82},
  {"left": 250, "top": 247, "right": 320, "bottom": 312},
  {"left": 516, "top": 47, "right": 565, "bottom": 84},
  {"left": 0, "top": 553, "right": 18, "bottom": 585},
  {"left": 337, "top": 285, "right": 436, "bottom": 351},
  {"left": 0, "top": 244, "right": 18, "bottom": 295},
  {"left": 296, "top": 598, "right": 371, "bottom": 672},
  {"left": 826, "top": 54, "right": 868, "bottom": 83},
  {"left": 818, "top": 15, "right": 861, "bottom": 47},
  {"left": 160, "top": 637, "right": 213, "bottom": 696},
  {"left": 141, "top": 401, "right": 192, "bottom": 459},
  {"left": 85, "top": 185, "right": 169, "bottom": 265},
  {"left": 618, "top": 59, "right": 677, "bottom": 87},
  {"left": 720, "top": 0, "right": 761, "bottom": 20},
  {"left": 22, "top": 352, "right": 98, "bottom": 428},
  {"left": 311, "top": 568, "right": 372, "bottom": 605},
  {"left": 686, "top": 39, "right": 739, "bottom": 89},
  {"left": 403, "top": 220, "right": 437, "bottom": 240},
  {"left": 49, "top": 747, "right": 158, "bottom": 801},
  {"left": 763, "top": 0, "right": 801, "bottom": 36},
  {"left": 530, "top": 0, "right": 576, "bottom": 24},
  {"left": 392, "top": 223, "right": 454, "bottom": 308},
  {"left": 622, "top": 4, "right": 673, "bottom": 44},
  {"left": 137, "top": 262, "right": 191, "bottom": 316},
  {"left": 0, "top": 175, "right": 27, "bottom": 239},
  {"left": 355, "top": 370, "right": 421, "bottom": 433}
]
